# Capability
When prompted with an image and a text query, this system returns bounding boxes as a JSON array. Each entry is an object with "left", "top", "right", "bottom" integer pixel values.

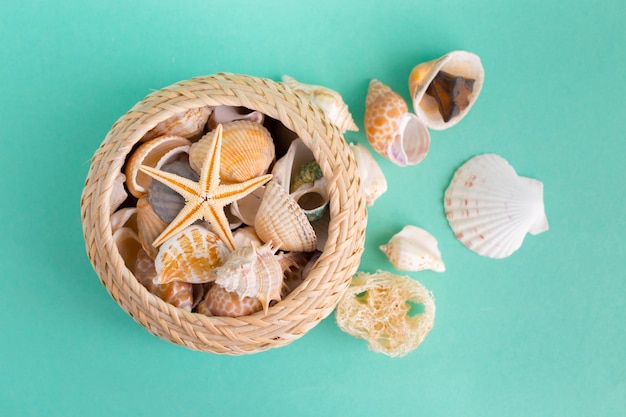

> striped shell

[
  {"left": 254, "top": 180, "right": 317, "bottom": 252},
  {"left": 136, "top": 196, "right": 167, "bottom": 258},
  {"left": 154, "top": 224, "right": 231, "bottom": 284},
  {"left": 364, "top": 79, "right": 430, "bottom": 167},
  {"left": 444, "top": 154, "right": 549, "bottom": 258},
  {"left": 189, "top": 121, "right": 275, "bottom": 184}
]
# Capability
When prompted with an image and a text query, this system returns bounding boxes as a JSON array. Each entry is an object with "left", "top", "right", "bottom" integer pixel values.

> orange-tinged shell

[
  {"left": 254, "top": 180, "right": 317, "bottom": 252},
  {"left": 364, "top": 79, "right": 430, "bottom": 167},
  {"left": 189, "top": 121, "right": 275, "bottom": 184},
  {"left": 206, "top": 105, "right": 264, "bottom": 130},
  {"left": 136, "top": 196, "right": 167, "bottom": 258},
  {"left": 142, "top": 106, "right": 211, "bottom": 142},
  {"left": 110, "top": 171, "right": 128, "bottom": 214},
  {"left": 408, "top": 50, "right": 484, "bottom": 130},
  {"left": 213, "top": 242, "right": 283, "bottom": 314},
  {"left": 196, "top": 284, "right": 263, "bottom": 317},
  {"left": 134, "top": 249, "right": 194, "bottom": 311},
  {"left": 125, "top": 135, "right": 191, "bottom": 198},
  {"left": 154, "top": 224, "right": 230, "bottom": 284},
  {"left": 113, "top": 227, "right": 142, "bottom": 270}
]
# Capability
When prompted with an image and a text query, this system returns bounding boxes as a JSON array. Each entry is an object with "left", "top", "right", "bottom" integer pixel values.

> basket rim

[{"left": 80, "top": 72, "right": 367, "bottom": 354}]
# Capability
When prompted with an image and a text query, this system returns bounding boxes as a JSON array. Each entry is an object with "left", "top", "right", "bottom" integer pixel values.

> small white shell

[
  {"left": 142, "top": 107, "right": 212, "bottom": 142},
  {"left": 207, "top": 105, "right": 264, "bottom": 130},
  {"left": 282, "top": 75, "right": 358, "bottom": 132},
  {"left": 110, "top": 171, "right": 128, "bottom": 214},
  {"left": 380, "top": 225, "right": 445, "bottom": 272},
  {"left": 229, "top": 186, "right": 265, "bottom": 226},
  {"left": 110, "top": 207, "right": 137, "bottom": 235},
  {"left": 349, "top": 143, "right": 387, "bottom": 206},
  {"left": 444, "top": 153, "right": 548, "bottom": 258}
]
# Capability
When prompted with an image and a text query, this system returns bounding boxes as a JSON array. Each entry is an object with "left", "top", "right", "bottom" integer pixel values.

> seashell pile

[{"left": 110, "top": 104, "right": 346, "bottom": 317}]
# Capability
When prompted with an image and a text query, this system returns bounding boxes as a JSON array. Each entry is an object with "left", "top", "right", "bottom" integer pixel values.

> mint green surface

[{"left": 1, "top": 1, "right": 624, "bottom": 416}]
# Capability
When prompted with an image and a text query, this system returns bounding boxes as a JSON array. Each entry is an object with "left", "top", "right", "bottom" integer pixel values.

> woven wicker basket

[{"left": 80, "top": 73, "right": 367, "bottom": 355}]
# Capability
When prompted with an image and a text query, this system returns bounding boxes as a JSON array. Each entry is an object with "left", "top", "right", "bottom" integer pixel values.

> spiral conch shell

[
  {"left": 409, "top": 50, "right": 484, "bottom": 130},
  {"left": 154, "top": 224, "right": 230, "bottom": 284},
  {"left": 444, "top": 153, "right": 548, "bottom": 259},
  {"left": 380, "top": 225, "right": 445, "bottom": 272},
  {"left": 336, "top": 271, "right": 436, "bottom": 358},
  {"left": 189, "top": 121, "right": 275, "bottom": 184},
  {"left": 212, "top": 242, "right": 283, "bottom": 314},
  {"left": 364, "top": 79, "right": 430, "bottom": 167},
  {"left": 282, "top": 75, "right": 358, "bottom": 133}
]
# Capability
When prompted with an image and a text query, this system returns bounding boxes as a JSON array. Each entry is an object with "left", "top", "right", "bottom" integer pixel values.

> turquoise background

[{"left": 2, "top": 1, "right": 624, "bottom": 416}]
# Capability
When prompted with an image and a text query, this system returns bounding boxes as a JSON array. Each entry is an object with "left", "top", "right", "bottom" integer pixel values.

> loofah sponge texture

[{"left": 336, "top": 271, "right": 435, "bottom": 357}]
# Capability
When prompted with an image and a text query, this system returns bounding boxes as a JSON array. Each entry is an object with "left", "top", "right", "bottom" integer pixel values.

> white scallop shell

[
  {"left": 380, "top": 225, "right": 445, "bottom": 272},
  {"left": 444, "top": 154, "right": 549, "bottom": 258}
]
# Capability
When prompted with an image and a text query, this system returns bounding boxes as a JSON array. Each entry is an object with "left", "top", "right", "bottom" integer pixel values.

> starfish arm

[
  {"left": 201, "top": 203, "right": 236, "bottom": 251},
  {"left": 139, "top": 165, "right": 200, "bottom": 201},
  {"left": 213, "top": 174, "right": 273, "bottom": 206},
  {"left": 200, "top": 124, "right": 223, "bottom": 194},
  {"left": 151, "top": 201, "right": 204, "bottom": 247}
]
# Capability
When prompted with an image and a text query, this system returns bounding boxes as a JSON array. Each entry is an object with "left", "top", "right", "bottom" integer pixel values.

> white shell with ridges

[{"left": 444, "top": 153, "right": 548, "bottom": 258}]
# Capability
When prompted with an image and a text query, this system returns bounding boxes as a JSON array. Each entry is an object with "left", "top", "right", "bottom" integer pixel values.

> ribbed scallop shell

[
  {"left": 142, "top": 106, "right": 211, "bottom": 142},
  {"left": 154, "top": 224, "right": 231, "bottom": 284},
  {"left": 349, "top": 142, "right": 387, "bottom": 206},
  {"left": 364, "top": 79, "right": 430, "bottom": 167},
  {"left": 125, "top": 135, "right": 191, "bottom": 198},
  {"left": 212, "top": 242, "right": 283, "bottom": 314},
  {"left": 136, "top": 196, "right": 167, "bottom": 258},
  {"left": 206, "top": 105, "right": 264, "bottom": 130},
  {"left": 380, "top": 225, "right": 445, "bottom": 272},
  {"left": 188, "top": 121, "right": 275, "bottom": 184},
  {"left": 254, "top": 180, "right": 317, "bottom": 252},
  {"left": 408, "top": 50, "right": 484, "bottom": 130},
  {"left": 282, "top": 75, "right": 358, "bottom": 132},
  {"left": 444, "top": 154, "right": 549, "bottom": 259}
]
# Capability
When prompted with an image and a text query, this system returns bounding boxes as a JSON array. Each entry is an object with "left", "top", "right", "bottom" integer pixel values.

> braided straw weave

[{"left": 80, "top": 73, "right": 367, "bottom": 355}]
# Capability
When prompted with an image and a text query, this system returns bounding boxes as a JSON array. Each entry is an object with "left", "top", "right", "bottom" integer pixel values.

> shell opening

[{"left": 389, "top": 113, "right": 430, "bottom": 167}]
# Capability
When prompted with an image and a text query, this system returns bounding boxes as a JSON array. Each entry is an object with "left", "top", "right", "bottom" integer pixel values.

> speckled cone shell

[
  {"left": 364, "top": 79, "right": 430, "bottom": 167},
  {"left": 336, "top": 271, "right": 436, "bottom": 358},
  {"left": 408, "top": 50, "right": 484, "bottom": 130},
  {"left": 444, "top": 154, "right": 549, "bottom": 259},
  {"left": 213, "top": 243, "right": 283, "bottom": 314},
  {"left": 125, "top": 135, "right": 191, "bottom": 198},
  {"left": 136, "top": 196, "right": 167, "bottom": 258},
  {"left": 134, "top": 249, "right": 194, "bottom": 311},
  {"left": 197, "top": 284, "right": 264, "bottom": 317},
  {"left": 282, "top": 75, "right": 358, "bottom": 132},
  {"left": 154, "top": 224, "right": 231, "bottom": 284},
  {"left": 254, "top": 180, "right": 317, "bottom": 252},
  {"left": 380, "top": 225, "right": 445, "bottom": 272},
  {"left": 189, "top": 120, "right": 275, "bottom": 184},
  {"left": 142, "top": 106, "right": 211, "bottom": 142}
]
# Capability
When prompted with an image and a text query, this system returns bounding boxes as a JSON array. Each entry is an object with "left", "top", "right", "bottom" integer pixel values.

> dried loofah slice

[{"left": 335, "top": 271, "right": 435, "bottom": 357}]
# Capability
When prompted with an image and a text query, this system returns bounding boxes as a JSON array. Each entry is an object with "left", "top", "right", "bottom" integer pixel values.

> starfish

[{"left": 139, "top": 124, "right": 272, "bottom": 251}]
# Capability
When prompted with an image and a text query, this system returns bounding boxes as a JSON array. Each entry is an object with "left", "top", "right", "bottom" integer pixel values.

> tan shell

[
  {"left": 207, "top": 105, "right": 264, "bottom": 130},
  {"left": 112, "top": 227, "right": 142, "bottom": 270},
  {"left": 232, "top": 226, "right": 263, "bottom": 248},
  {"left": 189, "top": 121, "right": 275, "bottom": 184},
  {"left": 380, "top": 225, "right": 445, "bottom": 272},
  {"left": 282, "top": 75, "right": 358, "bottom": 132},
  {"left": 136, "top": 196, "right": 167, "bottom": 258},
  {"left": 364, "top": 79, "right": 430, "bottom": 167},
  {"left": 349, "top": 143, "right": 387, "bottom": 206},
  {"left": 254, "top": 180, "right": 317, "bottom": 252},
  {"left": 142, "top": 106, "right": 211, "bottom": 142},
  {"left": 134, "top": 249, "right": 194, "bottom": 311},
  {"left": 229, "top": 186, "right": 265, "bottom": 226},
  {"left": 408, "top": 50, "right": 484, "bottom": 130},
  {"left": 154, "top": 224, "right": 230, "bottom": 284},
  {"left": 336, "top": 271, "right": 436, "bottom": 358},
  {"left": 110, "top": 207, "right": 137, "bottom": 235},
  {"left": 110, "top": 171, "right": 128, "bottom": 214},
  {"left": 125, "top": 135, "right": 191, "bottom": 198},
  {"left": 213, "top": 242, "right": 283, "bottom": 314}
]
